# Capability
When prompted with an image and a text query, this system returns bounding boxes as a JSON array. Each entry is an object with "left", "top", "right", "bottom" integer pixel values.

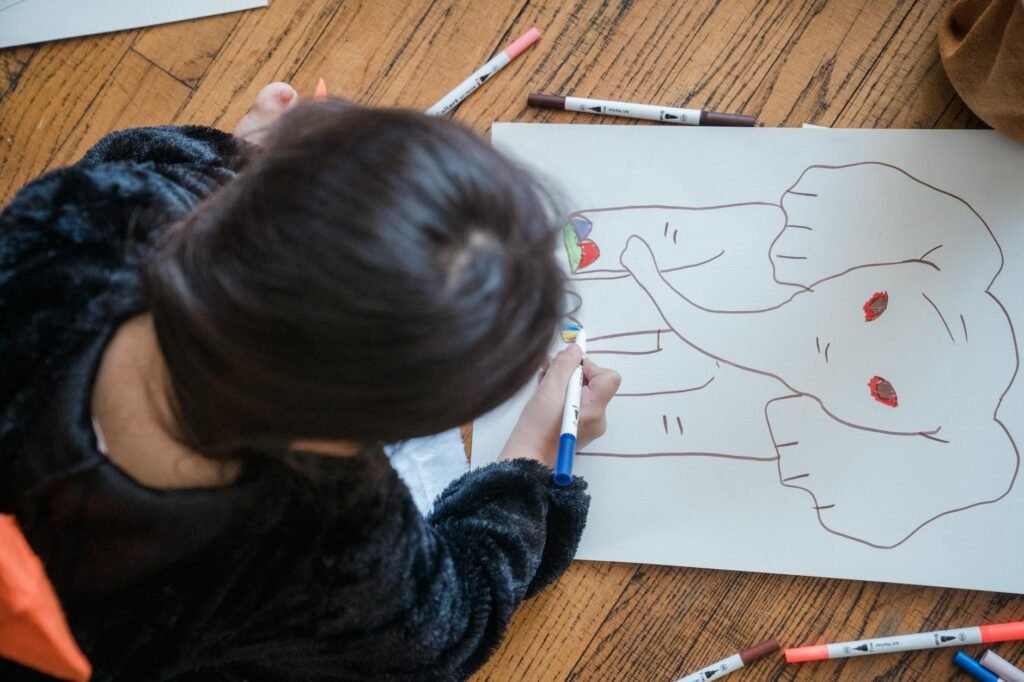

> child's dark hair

[{"left": 147, "top": 102, "right": 565, "bottom": 458}]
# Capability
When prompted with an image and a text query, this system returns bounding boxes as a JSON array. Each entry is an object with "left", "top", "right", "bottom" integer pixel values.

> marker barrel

[
  {"left": 553, "top": 362, "right": 584, "bottom": 487},
  {"left": 786, "top": 626, "right": 985, "bottom": 662},
  {"left": 426, "top": 27, "right": 540, "bottom": 116},
  {"left": 678, "top": 639, "right": 780, "bottom": 682},
  {"left": 564, "top": 95, "right": 703, "bottom": 125},
  {"left": 677, "top": 653, "right": 744, "bottom": 682},
  {"left": 426, "top": 53, "right": 510, "bottom": 116},
  {"left": 528, "top": 93, "right": 756, "bottom": 126}
]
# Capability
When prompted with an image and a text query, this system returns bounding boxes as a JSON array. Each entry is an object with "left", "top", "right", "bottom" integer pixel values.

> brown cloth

[{"left": 939, "top": 0, "right": 1024, "bottom": 140}]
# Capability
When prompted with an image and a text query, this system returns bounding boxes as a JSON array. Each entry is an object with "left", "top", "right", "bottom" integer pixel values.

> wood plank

[
  {"left": 568, "top": 566, "right": 1024, "bottom": 680},
  {"left": 934, "top": 94, "right": 989, "bottom": 130},
  {"left": 472, "top": 561, "right": 638, "bottom": 682},
  {"left": 174, "top": 0, "right": 344, "bottom": 129},
  {"left": 48, "top": 49, "right": 192, "bottom": 168},
  {"left": 834, "top": 0, "right": 956, "bottom": 128},
  {"left": 0, "top": 32, "right": 135, "bottom": 204},
  {"left": 132, "top": 12, "right": 242, "bottom": 88},
  {"left": 749, "top": 1, "right": 918, "bottom": 127},
  {"left": 0, "top": 45, "right": 37, "bottom": 101}
]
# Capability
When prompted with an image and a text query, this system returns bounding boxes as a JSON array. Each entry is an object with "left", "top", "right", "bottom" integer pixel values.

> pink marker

[
  {"left": 426, "top": 27, "right": 540, "bottom": 116},
  {"left": 786, "top": 622, "right": 1024, "bottom": 663}
]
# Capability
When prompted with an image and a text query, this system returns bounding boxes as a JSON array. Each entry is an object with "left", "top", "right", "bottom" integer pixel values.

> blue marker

[
  {"left": 554, "top": 326, "right": 586, "bottom": 486},
  {"left": 954, "top": 651, "right": 1002, "bottom": 682}
]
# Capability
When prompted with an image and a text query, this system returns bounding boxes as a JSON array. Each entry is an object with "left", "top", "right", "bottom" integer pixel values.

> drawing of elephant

[{"left": 566, "top": 162, "right": 1019, "bottom": 548}]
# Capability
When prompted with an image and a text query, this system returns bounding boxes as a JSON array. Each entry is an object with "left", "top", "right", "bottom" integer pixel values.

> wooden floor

[{"left": 1, "top": 1, "right": 1018, "bottom": 680}]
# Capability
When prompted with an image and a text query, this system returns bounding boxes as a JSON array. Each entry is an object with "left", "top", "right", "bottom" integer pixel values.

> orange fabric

[
  {"left": 939, "top": 0, "right": 1024, "bottom": 141},
  {"left": 0, "top": 514, "right": 91, "bottom": 681}
]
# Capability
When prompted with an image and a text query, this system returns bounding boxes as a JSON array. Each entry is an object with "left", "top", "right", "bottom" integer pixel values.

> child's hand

[
  {"left": 498, "top": 345, "right": 621, "bottom": 468},
  {"left": 233, "top": 82, "right": 298, "bottom": 145}
]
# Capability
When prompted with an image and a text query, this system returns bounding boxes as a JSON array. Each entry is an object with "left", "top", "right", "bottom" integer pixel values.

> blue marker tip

[
  {"left": 953, "top": 651, "right": 1000, "bottom": 682},
  {"left": 553, "top": 433, "right": 576, "bottom": 486}
]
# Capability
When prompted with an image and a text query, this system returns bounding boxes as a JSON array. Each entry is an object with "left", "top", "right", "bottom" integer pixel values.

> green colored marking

[{"left": 563, "top": 222, "right": 582, "bottom": 272}]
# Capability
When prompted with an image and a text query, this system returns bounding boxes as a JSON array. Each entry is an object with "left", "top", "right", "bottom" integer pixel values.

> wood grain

[
  {"left": 0, "top": 1, "right": 1017, "bottom": 680},
  {"left": 133, "top": 12, "right": 242, "bottom": 88}
]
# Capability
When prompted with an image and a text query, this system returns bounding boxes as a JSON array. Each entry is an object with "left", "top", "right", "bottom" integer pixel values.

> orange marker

[
  {"left": 314, "top": 77, "right": 328, "bottom": 102},
  {"left": 786, "top": 621, "right": 1024, "bottom": 663}
]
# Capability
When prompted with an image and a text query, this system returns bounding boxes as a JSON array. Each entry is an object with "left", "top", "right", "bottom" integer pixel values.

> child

[{"left": 0, "top": 83, "right": 620, "bottom": 681}]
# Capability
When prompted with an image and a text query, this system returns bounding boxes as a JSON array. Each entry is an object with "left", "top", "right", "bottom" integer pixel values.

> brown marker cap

[
  {"left": 739, "top": 638, "right": 782, "bottom": 665},
  {"left": 528, "top": 93, "right": 566, "bottom": 109},
  {"left": 700, "top": 110, "right": 757, "bottom": 127}
]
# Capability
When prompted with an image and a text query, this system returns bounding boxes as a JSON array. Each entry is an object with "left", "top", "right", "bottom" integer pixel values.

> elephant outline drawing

[{"left": 565, "top": 162, "right": 1019, "bottom": 549}]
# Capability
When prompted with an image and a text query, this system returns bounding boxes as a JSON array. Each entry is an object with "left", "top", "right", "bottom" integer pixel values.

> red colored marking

[
  {"left": 863, "top": 291, "right": 888, "bottom": 321},
  {"left": 868, "top": 376, "right": 898, "bottom": 407},
  {"left": 578, "top": 239, "right": 600, "bottom": 269}
]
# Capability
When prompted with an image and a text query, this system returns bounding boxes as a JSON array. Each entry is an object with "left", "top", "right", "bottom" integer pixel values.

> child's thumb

[{"left": 541, "top": 345, "right": 583, "bottom": 392}]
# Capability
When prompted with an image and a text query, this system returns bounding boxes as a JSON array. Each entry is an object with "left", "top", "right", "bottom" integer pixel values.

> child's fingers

[
  {"left": 582, "top": 360, "right": 621, "bottom": 407},
  {"left": 536, "top": 356, "right": 553, "bottom": 383},
  {"left": 539, "top": 344, "right": 583, "bottom": 392}
]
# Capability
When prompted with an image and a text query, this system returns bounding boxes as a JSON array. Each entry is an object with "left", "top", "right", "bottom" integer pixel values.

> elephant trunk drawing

[{"left": 619, "top": 234, "right": 806, "bottom": 382}]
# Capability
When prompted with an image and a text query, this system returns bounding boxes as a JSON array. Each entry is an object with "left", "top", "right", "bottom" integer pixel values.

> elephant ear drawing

[{"left": 769, "top": 163, "right": 1003, "bottom": 289}]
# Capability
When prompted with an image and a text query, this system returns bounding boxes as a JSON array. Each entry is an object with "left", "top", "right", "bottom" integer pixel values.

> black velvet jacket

[{"left": 0, "top": 126, "right": 589, "bottom": 681}]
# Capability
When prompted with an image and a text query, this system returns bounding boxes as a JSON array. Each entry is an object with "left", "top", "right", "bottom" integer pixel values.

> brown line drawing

[
  {"left": 573, "top": 250, "right": 725, "bottom": 278},
  {"left": 662, "top": 414, "right": 668, "bottom": 434},
  {"left": 0, "top": 0, "right": 31, "bottom": 14},
  {"left": 920, "top": 432, "right": 950, "bottom": 444},
  {"left": 578, "top": 451, "right": 779, "bottom": 462},
  {"left": 616, "top": 376, "right": 714, "bottom": 398},
  {"left": 564, "top": 161, "right": 1019, "bottom": 549},
  {"left": 816, "top": 336, "right": 821, "bottom": 353},
  {"left": 775, "top": 441, "right": 799, "bottom": 448},
  {"left": 619, "top": 240, "right": 946, "bottom": 438},
  {"left": 676, "top": 417, "right": 684, "bottom": 435},
  {"left": 589, "top": 329, "right": 666, "bottom": 342},
  {"left": 922, "top": 291, "right": 956, "bottom": 344},
  {"left": 672, "top": 229, "right": 678, "bottom": 244}
]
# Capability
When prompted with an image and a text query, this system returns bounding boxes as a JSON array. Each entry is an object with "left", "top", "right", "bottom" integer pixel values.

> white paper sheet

[
  {"left": 474, "top": 124, "right": 1024, "bottom": 593},
  {"left": 0, "top": 0, "right": 267, "bottom": 49}
]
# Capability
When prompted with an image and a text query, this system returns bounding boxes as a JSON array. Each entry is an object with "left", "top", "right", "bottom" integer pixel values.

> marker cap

[
  {"left": 528, "top": 93, "right": 565, "bottom": 109},
  {"left": 699, "top": 110, "right": 757, "bottom": 127},
  {"left": 980, "top": 650, "right": 1024, "bottom": 682},
  {"left": 553, "top": 433, "right": 576, "bottom": 486},
  {"left": 784, "top": 645, "right": 829, "bottom": 663},
  {"left": 740, "top": 638, "right": 781, "bottom": 664},
  {"left": 953, "top": 651, "right": 1000, "bottom": 682},
  {"left": 502, "top": 27, "right": 541, "bottom": 60},
  {"left": 980, "top": 622, "right": 1024, "bottom": 643}
]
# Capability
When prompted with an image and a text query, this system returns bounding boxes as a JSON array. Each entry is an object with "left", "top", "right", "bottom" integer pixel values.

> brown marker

[
  {"left": 676, "top": 638, "right": 781, "bottom": 681},
  {"left": 528, "top": 93, "right": 755, "bottom": 126}
]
